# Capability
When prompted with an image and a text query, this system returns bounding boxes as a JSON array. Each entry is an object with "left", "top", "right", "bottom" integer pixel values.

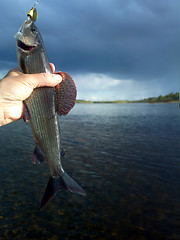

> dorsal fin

[{"left": 55, "top": 72, "right": 77, "bottom": 116}]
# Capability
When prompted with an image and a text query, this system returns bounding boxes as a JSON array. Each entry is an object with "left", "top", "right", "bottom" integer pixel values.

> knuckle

[{"left": 41, "top": 72, "right": 48, "bottom": 81}]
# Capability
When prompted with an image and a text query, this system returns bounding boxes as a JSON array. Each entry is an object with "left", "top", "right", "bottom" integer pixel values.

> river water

[{"left": 0, "top": 103, "right": 179, "bottom": 240}]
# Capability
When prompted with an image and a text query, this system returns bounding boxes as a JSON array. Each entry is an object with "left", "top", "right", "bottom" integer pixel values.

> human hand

[{"left": 0, "top": 63, "right": 62, "bottom": 126}]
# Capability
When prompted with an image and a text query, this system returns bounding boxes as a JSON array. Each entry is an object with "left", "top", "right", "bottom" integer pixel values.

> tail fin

[{"left": 40, "top": 172, "right": 86, "bottom": 210}]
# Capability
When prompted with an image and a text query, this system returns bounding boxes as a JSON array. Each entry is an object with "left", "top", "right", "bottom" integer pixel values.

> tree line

[{"left": 136, "top": 92, "right": 179, "bottom": 103}]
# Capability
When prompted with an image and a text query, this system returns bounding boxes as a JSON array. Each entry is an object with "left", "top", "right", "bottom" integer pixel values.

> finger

[
  {"left": 49, "top": 63, "right": 55, "bottom": 73},
  {"left": 24, "top": 72, "right": 62, "bottom": 89}
]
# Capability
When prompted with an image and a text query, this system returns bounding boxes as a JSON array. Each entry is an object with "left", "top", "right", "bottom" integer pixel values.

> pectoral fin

[
  {"left": 22, "top": 101, "right": 30, "bottom": 122},
  {"left": 55, "top": 72, "right": 77, "bottom": 116}
]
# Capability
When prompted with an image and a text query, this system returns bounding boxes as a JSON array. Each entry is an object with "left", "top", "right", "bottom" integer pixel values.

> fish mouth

[{"left": 17, "top": 40, "right": 35, "bottom": 51}]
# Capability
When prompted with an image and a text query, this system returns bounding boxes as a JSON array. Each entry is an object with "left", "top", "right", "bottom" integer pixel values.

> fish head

[
  {"left": 15, "top": 19, "right": 43, "bottom": 54},
  {"left": 15, "top": 18, "right": 48, "bottom": 73}
]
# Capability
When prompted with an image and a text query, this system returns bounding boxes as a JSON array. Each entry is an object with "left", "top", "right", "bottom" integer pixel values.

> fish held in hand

[{"left": 15, "top": 6, "right": 86, "bottom": 210}]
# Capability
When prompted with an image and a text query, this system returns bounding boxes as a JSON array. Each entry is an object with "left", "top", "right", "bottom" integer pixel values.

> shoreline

[
  {"left": 76, "top": 100, "right": 179, "bottom": 104},
  {"left": 76, "top": 93, "right": 179, "bottom": 104}
]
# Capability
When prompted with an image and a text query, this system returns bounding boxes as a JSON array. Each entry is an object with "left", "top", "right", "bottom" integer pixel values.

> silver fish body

[{"left": 16, "top": 19, "right": 85, "bottom": 210}]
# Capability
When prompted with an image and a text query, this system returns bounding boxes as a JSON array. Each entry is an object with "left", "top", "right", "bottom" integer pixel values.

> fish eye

[{"left": 31, "top": 28, "right": 37, "bottom": 34}]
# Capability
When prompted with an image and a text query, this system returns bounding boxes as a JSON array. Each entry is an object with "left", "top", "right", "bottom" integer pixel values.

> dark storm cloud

[
  {"left": 0, "top": 0, "right": 179, "bottom": 99},
  {"left": 37, "top": 0, "right": 178, "bottom": 82}
]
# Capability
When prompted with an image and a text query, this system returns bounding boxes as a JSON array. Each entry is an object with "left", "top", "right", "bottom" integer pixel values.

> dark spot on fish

[{"left": 17, "top": 40, "right": 35, "bottom": 51}]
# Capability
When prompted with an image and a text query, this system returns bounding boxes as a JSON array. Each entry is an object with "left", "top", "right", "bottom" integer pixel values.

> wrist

[
  {"left": 0, "top": 106, "right": 4, "bottom": 127},
  {"left": 0, "top": 81, "right": 5, "bottom": 126}
]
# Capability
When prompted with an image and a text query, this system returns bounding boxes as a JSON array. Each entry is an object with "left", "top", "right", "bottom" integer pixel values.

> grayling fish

[{"left": 15, "top": 8, "right": 85, "bottom": 210}]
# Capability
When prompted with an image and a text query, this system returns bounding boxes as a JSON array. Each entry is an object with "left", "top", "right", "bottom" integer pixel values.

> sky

[{"left": 0, "top": 0, "right": 179, "bottom": 100}]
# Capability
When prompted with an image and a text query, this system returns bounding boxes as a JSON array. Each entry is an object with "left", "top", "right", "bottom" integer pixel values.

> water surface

[{"left": 0, "top": 103, "right": 179, "bottom": 240}]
